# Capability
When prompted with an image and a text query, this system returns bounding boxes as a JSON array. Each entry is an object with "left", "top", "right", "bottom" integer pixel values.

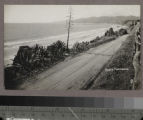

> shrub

[
  {"left": 118, "top": 28, "right": 128, "bottom": 36},
  {"left": 104, "top": 27, "right": 115, "bottom": 37}
]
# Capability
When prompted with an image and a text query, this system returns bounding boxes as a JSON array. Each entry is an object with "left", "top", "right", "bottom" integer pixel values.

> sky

[{"left": 4, "top": 5, "right": 140, "bottom": 23}]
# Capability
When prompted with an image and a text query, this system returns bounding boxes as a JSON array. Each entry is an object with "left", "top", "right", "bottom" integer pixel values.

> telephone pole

[{"left": 66, "top": 6, "right": 72, "bottom": 52}]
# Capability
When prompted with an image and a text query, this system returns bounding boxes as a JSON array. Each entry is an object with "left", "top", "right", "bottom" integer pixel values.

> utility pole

[{"left": 66, "top": 6, "right": 72, "bottom": 52}]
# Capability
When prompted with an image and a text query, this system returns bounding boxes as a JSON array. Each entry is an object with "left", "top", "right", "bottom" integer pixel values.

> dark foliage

[
  {"left": 5, "top": 40, "right": 66, "bottom": 89},
  {"left": 0, "top": 117, "right": 3, "bottom": 120},
  {"left": 105, "top": 28, "right": 115, "bottom": 37},
  {"left": 104, "top": 27, "right": 128, "bottom": 37},
  {"left": 72, "top": 41, "right": 90, "bottom": 54},
  {"left": 118, "top": 28, "right": 128, "bottom": 36}
]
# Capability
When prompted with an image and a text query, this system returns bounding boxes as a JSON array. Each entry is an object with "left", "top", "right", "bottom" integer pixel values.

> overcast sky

[{"left": 4, "top": 5, "right": 140, "bottom": 23}]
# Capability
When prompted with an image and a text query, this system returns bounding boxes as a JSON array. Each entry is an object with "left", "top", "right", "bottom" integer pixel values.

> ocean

[{"left": 4, "top": 22, "right": 126, "bottom": 66}]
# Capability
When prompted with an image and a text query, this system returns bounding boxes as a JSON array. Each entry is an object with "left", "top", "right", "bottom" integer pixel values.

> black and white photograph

[{"left": 4, "top": 5, "right": 141, "bottom": 90}]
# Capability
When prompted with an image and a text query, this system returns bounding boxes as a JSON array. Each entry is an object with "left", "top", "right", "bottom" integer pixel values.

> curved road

[{"left": 20, "top": 35, "right": 129, "bottom": 90}]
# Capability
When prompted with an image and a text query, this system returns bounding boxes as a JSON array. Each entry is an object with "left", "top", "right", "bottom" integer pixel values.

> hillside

[
  {"left": 74, "top": 16, "right": 139, "bottom": 24},
  {"left": 5, "top": 16, "right": 139, "bottom": 41}
]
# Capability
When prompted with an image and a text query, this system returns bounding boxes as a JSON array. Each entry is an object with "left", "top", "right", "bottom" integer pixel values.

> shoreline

[
  {"left": 4, "top": 24, "right": 126, "bottom": 66},
  {"left": 4, "top": 27, "right": 128, "bottom": 90}
]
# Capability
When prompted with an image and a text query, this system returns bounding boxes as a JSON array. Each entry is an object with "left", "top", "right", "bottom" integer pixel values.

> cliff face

[{"left": 132, "top": 22, "right": 141, "bottom": 89}]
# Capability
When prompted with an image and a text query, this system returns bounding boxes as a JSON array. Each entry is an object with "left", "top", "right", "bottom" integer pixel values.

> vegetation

[
  {"left": 90, "top": 21, "right": 140, "bottom": 90},
  {"left": 90, "top": 35, "right": 135, "bottom": 90},
  {"left": 4, "top": 27, "right": 128, "bottom": 89},
  {"left": 5, "top": 40, "right": 66, "bottom": 89}
]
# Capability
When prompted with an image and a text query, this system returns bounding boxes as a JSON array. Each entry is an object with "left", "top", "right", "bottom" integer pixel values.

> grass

[{"left": 91, "top": 34, "right": 136, "bottom": 90}]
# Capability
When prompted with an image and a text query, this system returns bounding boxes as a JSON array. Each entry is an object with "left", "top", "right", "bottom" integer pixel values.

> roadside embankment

[{"left": 90, "top": 34, "right": 135, "bottom": 90}]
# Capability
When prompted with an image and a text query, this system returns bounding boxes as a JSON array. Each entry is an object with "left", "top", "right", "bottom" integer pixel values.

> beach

[{"left": 4, "top": 23, "right": 126, "bottom": 66}]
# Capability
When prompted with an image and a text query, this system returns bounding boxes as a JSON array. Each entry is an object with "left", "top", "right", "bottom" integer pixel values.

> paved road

[{"left": 21, "top": 35, "right": 129, "bottom": 90}]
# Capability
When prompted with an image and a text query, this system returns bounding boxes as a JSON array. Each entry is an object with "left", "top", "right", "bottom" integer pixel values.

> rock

[{"left": 13, "top": 46, "right": 33, "bottom": 70}]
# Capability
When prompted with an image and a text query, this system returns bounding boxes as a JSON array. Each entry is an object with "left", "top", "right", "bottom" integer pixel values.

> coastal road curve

[{"left": 20, "top": 35, "right": 129, "bottom": 90}]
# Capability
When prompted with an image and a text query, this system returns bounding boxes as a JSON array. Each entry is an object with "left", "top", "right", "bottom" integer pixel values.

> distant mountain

[
  {"left": 4, "top": 16, "right": 139, "bottom": 41},
  {"left": 74, "top": 16, "right": 140, "bottom": 24}
]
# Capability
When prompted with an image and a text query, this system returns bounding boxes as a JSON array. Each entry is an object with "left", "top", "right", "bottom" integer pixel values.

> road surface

[{"left": 20, "top": 35, "right": 129, "bottom": 90}]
